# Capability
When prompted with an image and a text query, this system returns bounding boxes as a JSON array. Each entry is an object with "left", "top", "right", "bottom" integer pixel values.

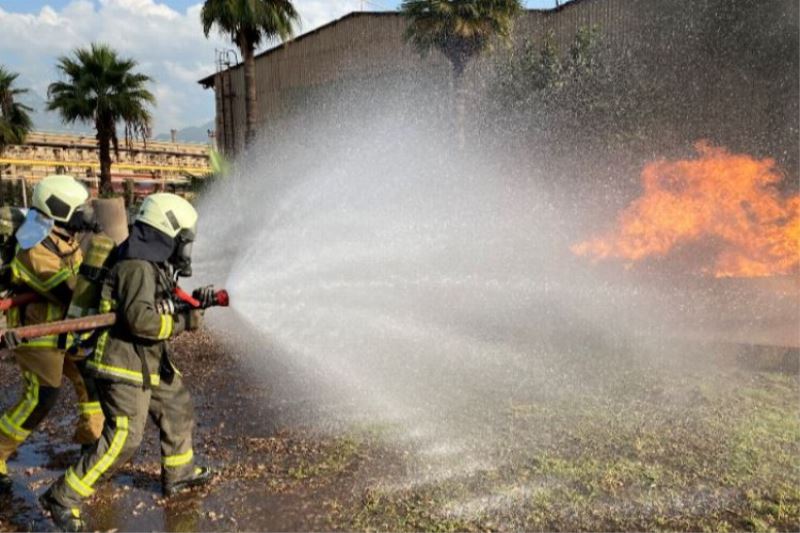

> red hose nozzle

[
  {"left": 174, "top": 287, "right": 230, "bottom": 310},
  {"left": 213, "top": 289, "right": 229, "bottom": 307}
]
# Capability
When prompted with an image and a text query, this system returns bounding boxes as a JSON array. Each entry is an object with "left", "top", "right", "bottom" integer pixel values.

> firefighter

[
  {"left": 41, "top": 193, "right": 212, "bottom": 532},
  {"left": 0, "top": 175, "right": 104, "bottom": 494}
]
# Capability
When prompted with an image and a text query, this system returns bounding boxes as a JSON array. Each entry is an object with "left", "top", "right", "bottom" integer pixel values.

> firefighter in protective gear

[
  {"left": 43, "top": 193, "right": 212, "bottom": 532},
  {"left": 0, "top": 175, "right": 104, "bottom": 494}
]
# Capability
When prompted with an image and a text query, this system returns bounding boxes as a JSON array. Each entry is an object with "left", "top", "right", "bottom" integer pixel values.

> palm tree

[
  {"left": 402, "top": 0, "right": 522, "bottom": 144},
  {"left": 201, "top": 0, "right": 300, "bottom": 148},
  {"left": 48, "top": 44, "right": 154, "bottom": 195},
  {"left": 0, "top": 66, "right": 33, "bottom": 153}
]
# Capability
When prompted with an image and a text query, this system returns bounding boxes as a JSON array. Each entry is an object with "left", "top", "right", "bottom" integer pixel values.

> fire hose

[
  {"left": 0, "top": 288, "right": 229, "bottom": 344},
  {"left": 0, "top": 292, "right": 41, "bottom": 311}
]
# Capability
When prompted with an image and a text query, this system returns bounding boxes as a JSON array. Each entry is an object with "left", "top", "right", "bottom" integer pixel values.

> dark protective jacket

[{"left": 86, "top": 259, "right": 187, "bottom": 387}]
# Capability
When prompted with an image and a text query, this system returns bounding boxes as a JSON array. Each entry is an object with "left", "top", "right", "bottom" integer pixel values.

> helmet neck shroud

[{"left": 118, "top": 221, "right": 176, "bottom": 265}]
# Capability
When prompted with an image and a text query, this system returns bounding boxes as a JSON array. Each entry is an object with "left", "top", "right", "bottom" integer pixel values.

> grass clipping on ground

[{"left": 341, "top": 371, "right": 800, "bottom": 532}]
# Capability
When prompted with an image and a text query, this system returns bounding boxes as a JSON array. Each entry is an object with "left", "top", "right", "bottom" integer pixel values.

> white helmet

[
  {"left": 135, "top": 193, "right": 198, "bottom": 239},
  {"left": 32, "top": 175, "right": 89, "bottom": 223}
]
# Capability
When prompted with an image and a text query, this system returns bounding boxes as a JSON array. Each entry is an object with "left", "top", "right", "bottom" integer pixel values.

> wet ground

[
  {"left": 1, "top": 331, "right": 798, "bottom": 532},
  {"left": 0, "top": 331, "right": 392, "bottom": 532}
]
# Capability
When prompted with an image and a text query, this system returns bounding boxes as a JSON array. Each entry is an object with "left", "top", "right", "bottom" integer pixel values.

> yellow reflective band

[
  {"left": 0, "top": 460, "right": 7, "bottom": 475},
  {"left": 163, "top": 449, "right": 193, "bottom": 468},
  {"left": 93, "top": 331, "right": 109, "bottom": 362},
  {"left": 86, "top": 360, "right": 161, "bottom": 387},
  {"left": 21, "top": 337, "right": 59, "bottom": 348},
  {"left": 14, "top": 303, "right": 64, "bottom": 348},
  {"left": 82, "top": 416, "right": 129, "bottom": 487},
  {"left": 10, "top": 258, "right": 74, "bottom": 295},
  {"left": 71, "top": 508, "right": 81, "bottom": 519},
  {"left": 99, "top": 299, "right": 115, "bottom": 313},
  {"left": 0, "top": 415, "right": 30, "bottom": 442},
  {"left": 158, "top": 315, "right": 174, "bottom": 340},
  {"left": 78, "top": 402, "right": 103, "bottom": 416},
  {"left": 6, "top": 306, "right": 19, "bottom": 327},
  {"left": 10, "top": 260, "right": 47, "bottom": 294},
  {"left": 65, "top": 468, "right": 94, "bottom": 497},
  {"left": 47, "top": 302, "right": 62, "bottom": 320},
  {"left": 10, "top": 372, "right": 39, "bottom": 427}
]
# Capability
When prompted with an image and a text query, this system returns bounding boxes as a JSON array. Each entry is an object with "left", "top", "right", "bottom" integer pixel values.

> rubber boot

[
  {"left": 0, "top": 437, "right": 16, "bottom": 495},
  {"left": 80, "top": 442, "right": 97, "bottom": 455},
  {"left": 0, "top": 460, "right": 11, "bottom": 494},
  {"left": 163, "top": 466, "right": 213, "bottom": 497},
  {"left": 39, "top": 487, "right": 85, "bottom": 532}
]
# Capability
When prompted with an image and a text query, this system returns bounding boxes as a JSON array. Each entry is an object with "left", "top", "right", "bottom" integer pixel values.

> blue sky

[
  {"left": 0, "top": 0, "right": 568, "bottom": 134},
  {"left": 1, "top": 1, "right": 566, "bottom": 12}
]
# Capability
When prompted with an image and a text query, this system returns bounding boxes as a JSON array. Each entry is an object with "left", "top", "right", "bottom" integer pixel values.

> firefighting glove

[
  {"left": 1, "top": 330, "right": 21, "bottom": 350},
  {"left": 155, "top": 299, "right": 176, "bottom": 315},
  {"left": 183, "top": 309, "right": 204, "bottom": 331},
  {"left": 192, "top": 285, "right": 215, "bottom": 309}
]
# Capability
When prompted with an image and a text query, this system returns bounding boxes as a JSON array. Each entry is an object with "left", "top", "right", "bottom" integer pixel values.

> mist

[{"left": 189, "top": 72, "right": 795, "bottom": 500}]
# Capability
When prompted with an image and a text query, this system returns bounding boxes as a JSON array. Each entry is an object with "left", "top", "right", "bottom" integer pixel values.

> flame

[{"left": 572, "top": 141, "right": 800, "bottom": 278}]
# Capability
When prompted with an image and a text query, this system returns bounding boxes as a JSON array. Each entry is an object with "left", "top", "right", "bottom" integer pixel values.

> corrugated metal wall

[
  {"left": 212, "top": 1, "right": 650, "bottom": 155},
  {"left": 210, "top": 0, "right": 798, "bottom": 172},
  {"left": 215, "top": 13, "right": 441, "bottom": 154}
]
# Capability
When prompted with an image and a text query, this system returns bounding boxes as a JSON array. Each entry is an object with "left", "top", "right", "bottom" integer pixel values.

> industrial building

[
  {"left": 200, "top": 1, "right": 638, "bottom": 155},
  {"left": 0, "top": 131, "right": 210, "bottom": 204},
  {"left": 199, "top": 0, "right": 798, "bottom": 176}
]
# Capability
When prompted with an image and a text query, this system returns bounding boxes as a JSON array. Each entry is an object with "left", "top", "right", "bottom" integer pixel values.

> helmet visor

[{"left": 172, "top": 228, "right": 195, "bottom": 277}]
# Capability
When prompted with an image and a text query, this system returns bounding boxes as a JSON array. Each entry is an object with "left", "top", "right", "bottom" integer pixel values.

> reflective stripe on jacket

[
  {"left": 87, "top": 259, "right": 186, "bottom": 386},
  {"left": 6, "top": 227, "right": 82, "bottom": 348}
]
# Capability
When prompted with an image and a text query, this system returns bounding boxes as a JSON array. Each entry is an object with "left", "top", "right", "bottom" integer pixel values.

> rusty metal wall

[
  {"left": 212, "top": 1, "right": 657, "bottom": 154},
  {"left": 212, "top": 4, "right": 643, "bottom": 155},
  {"left": 210, "top": 0, "right": 798, "bottom": 167}
]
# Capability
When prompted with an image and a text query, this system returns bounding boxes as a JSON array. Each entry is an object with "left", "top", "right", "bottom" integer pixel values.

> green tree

[
  {"left": 201, "top": 0, "right": 299, "bottom": 148},
  {"left": 0, "top": 66, "right": 33, "bottom": 153},
  {"left": 48, "top": 43, "right": 154, "bottom": 195},
  {"left": 492, "top": 27, "right": 642, "bottom": 151},
  {"left": 0, "top": 67, "right": 33, "bottom": 205},
  {"left": 401, "top": 0, "right": 522, "bottom": 145}
]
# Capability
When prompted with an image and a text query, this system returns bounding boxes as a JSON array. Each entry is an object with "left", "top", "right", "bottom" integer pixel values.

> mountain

[
  {"left": 18, "top": 89, "right": 213, "bottom": 144},
  {"left": 19, "top": 90, "right": 94, "bottom": 135},
  {"left": 154, "top": 121, "right": 214, "bottom": 144}
]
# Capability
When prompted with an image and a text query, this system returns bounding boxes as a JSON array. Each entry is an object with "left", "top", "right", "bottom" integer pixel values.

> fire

[{"left": 572, "top": 141, "right": 800, "bottom": 278}]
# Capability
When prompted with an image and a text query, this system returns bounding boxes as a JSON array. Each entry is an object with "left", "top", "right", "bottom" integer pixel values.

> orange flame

[{"left": 572, "top": 141, "right": 800, "bottom": 278}]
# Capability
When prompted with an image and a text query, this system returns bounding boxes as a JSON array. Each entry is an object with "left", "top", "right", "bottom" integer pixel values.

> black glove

[
  {"left": 2, "top": 331, "right": 21, "bottom": 350},
  {"left": 182, "top": 309, "right": 204, "bottom": 331},
  {"left": 192, "top": 285, "right": 215, "bottom": 309}
]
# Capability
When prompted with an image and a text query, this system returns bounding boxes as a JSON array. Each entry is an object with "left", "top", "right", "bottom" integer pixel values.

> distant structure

[
  {"left": 199, "top": 0, "right": 798, "bottom": 175},
  {"left": 0, "top": 131, "right": 211, "bottom": 201}
]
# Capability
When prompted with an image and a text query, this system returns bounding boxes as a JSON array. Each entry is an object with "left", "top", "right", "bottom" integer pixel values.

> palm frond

[
  {"left": 402, "top": 0, "right": 522, "bottom": 74},
  {"left": 0, "top": 65, "right": 33, "bottom": 150},
  {"left": 48, "top": 43, "right": 155, "bottom": 136},
  {"left": 201, "top": 0, "right": 299, "bottom": 49}
]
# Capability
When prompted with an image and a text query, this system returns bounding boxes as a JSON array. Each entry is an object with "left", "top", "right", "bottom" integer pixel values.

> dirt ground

[{"left": 0, "top": 330, "right": 798, "bottom": 532}]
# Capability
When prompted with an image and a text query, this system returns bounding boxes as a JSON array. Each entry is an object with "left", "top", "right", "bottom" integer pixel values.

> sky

[{"left": 0, "top": 0, "right": 568, "bottom": 135}]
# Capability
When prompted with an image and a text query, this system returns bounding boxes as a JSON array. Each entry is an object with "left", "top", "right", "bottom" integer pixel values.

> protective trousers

[
  {"left": 50, "top": 372, "right": 196, "bottom": 507},
  {"left": 0, "top": 348, "right": 104, "bottom": 471}
]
